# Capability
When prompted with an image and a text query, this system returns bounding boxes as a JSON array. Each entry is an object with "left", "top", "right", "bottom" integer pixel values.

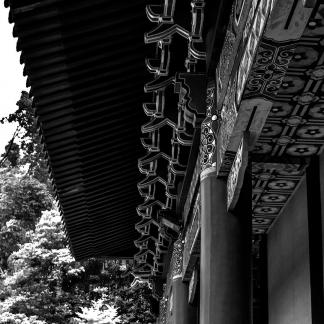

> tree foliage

[
  {"left": 75, "top": 300, "right": 121, "bottom": 324},
  {"left": 0, "top": 168, "right": 53, "bottom": 269},
  {"left": 1, "top": 210, "right": 156, "bottom": 323},
  {"left": 2, "top": 210, "right": 90, "bottom": 323},
  {"left": 0, "top": 91, "right": 49, "bottom": 185},
  {"left": 0, "top": 92, "right": 157, "bottom": 323}
]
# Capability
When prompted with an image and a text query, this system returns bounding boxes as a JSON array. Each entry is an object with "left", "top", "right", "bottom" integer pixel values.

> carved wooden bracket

[
  {"left": 136, "top": 0, "right": 207, "bottom": 281},
  {"left": 146, "top": 0, "right": 176, "bottom": 24},
  {"left": 227, "top": 134, "right": 249, "bottom": 210}
]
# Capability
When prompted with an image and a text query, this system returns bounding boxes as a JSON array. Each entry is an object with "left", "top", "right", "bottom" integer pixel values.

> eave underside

[{"left": 5, "top": 0, "right": 148, "bottom": 260}]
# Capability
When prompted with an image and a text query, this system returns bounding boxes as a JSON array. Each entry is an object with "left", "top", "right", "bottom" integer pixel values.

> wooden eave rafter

[{"left": 5, "top": 0, "right": 150, "bottom": 260}]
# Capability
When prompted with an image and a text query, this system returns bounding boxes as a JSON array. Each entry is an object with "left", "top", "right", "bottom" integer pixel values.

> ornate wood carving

[
  {"left": 244, "top": 43, "right": 295, "bottom": 100},
  {"left": 217, "top": 0, "right": 257, "bottom": 107},
  {"left": 235, "top": 0, "right": 274, "bottom": 104},
  {"left": 182, "top": 193, "right": 200, "bottom": 281},
  {"left": 175, "top": 73, "right": 206, "bottom": 127},
  {"left": 217, "top": 77, "right": 239, "bottom": 176},
  {"left": 200, "top": 83, "right": 218, "bottom": 179},
  {"left": 171, "top": 239, "right": 184, "bottom": 279},
  {"left": 227, "top": 135, "right": 249, "bottom": 210},
  {"left": 213, "top": 0, "right": 275, "bottom": 177},
  {"left": 183, "top": 157, "right": 200, "bottom": 225},
  {"left": 146, "top": 0, "right": 176, "bottom": 23},
  {"left": 188, "top": 266, "right": 199, "bottom": 304},
  {"left": 136, "top": 0, "right": 207, "bottom": 282},
  {"left": 158, "top": 294, "right": 168, "bottom": 324}
]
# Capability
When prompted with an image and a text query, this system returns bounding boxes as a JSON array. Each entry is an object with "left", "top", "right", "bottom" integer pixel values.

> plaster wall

[{"left": 267, "top": 178, "right": 312, "bottom": 324}]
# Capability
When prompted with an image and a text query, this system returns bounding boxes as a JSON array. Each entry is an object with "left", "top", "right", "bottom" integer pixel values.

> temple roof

[
  {"left": 4, "top": 0, "right": 233, "bottom": 266},
  {"left": 5, "top": 0, "right": 148, "bottom": 259}
]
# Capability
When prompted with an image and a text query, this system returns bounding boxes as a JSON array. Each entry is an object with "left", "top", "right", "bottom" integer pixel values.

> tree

[
  {"left": 81, "top": 260, "right": 157, "bottom": 323},
  {"left": 75, "top": 300, "right": 121, "bottom": 324},
  {"left": 0, "top": 168, "right": 53, "bottom": 269},
  {"left": 0, "top": 312, "right": 46, "bottom": 324},
  {"left": 0, "top": 91, "right": 49, "bottom": 185},
  {"left": 0, "top": 91, "right": 157, "bottom": 323},
  {"left": 2, "top": 210, "right": 157, "bottom": 323},
  {"left": 2, "top": 210, "right": 90, "bottom": 323},
  {"left": 1, "top": 142, "right": 20, "bottom": 168}
]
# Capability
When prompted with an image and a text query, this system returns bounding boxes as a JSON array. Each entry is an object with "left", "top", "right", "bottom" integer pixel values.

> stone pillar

[
  {"left": 168, "top": 241, "right": 197, "bottom": 324},
  {"left": 170, "top": 278, "right": 197, "bottom": 324},
  {"left": 199, "top": 170, "right": 251, "bottom": 324},
  {"left": 306, "top": 155, "right": 324, "bottom": 323},
  {"left": 199, "top": 82, "right": 251, "bottom": 323}
]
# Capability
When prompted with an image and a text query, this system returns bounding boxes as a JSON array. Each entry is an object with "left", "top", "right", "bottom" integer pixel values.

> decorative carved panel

[
  {"left": 188, "top": 266, "right": 199, "bottom": 304},
  {"left": 200, "top": 83, "right": 218, "bottom": 179},
  {"left": 217, "top": 0, "right": 258, "bottom": 107},
  {"left": 183, "top": 157, "right": 200, "bottom": 225},
  {"left": 165, "top": 238, "right": 184, "bottom": 299},
  {"left": 227, "top": 136, "right": 249, "bottom": 210},
  {"left": 182, "top": 193, "right": 201, "bottom": 281}
]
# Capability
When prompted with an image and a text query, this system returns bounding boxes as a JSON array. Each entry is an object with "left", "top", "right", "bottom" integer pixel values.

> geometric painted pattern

[
  {"left": 252, "top": 4, "right": 324, "bottom": 233},
  {"left": 252, "top": 162, "right": 307, "bottom": 234},
  {"left": 254, "top": 7, "right": 324, "bottom": 158}
]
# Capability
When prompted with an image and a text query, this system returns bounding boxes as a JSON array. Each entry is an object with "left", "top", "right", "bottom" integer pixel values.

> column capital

[
  {"left": 200, "top": 82, "right": 219, "bottom": 180},
  {"left": 171, "top": 239, "right": 184, "bottom": 280}
]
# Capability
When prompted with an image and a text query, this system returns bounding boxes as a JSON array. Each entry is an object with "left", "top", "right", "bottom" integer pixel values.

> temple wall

[{"left": 267, "top": 177, "right": 312, "bottom": 324}]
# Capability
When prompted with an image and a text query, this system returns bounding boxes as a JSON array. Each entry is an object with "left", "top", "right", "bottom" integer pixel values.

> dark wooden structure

[{"left": 5, "top": 0, "right": 324, "bottom": 323}]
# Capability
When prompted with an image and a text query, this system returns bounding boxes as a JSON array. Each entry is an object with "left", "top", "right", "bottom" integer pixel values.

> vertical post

[
  {"left": 260, "top": 235, "right": 269, "bottom": 324},
  {"left": 306, "top": 155, "right": 324, "bottom": 323},
  {"left": 171, "top": 278, "right": 197, "bottom": 324},
  {"left": 168, "top": 240, "right": 198, "bottom": 324},
  {"left": 199, "top": 83, "right": 251, "bottom": 323},
  {"left": 199, "top": 167, "right": 251, "bottom": 324}
]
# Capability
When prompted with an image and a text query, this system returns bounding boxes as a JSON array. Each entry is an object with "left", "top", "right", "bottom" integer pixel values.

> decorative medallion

[{"left": 200, "top": 84, "right": 217, "bottom": 179}]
